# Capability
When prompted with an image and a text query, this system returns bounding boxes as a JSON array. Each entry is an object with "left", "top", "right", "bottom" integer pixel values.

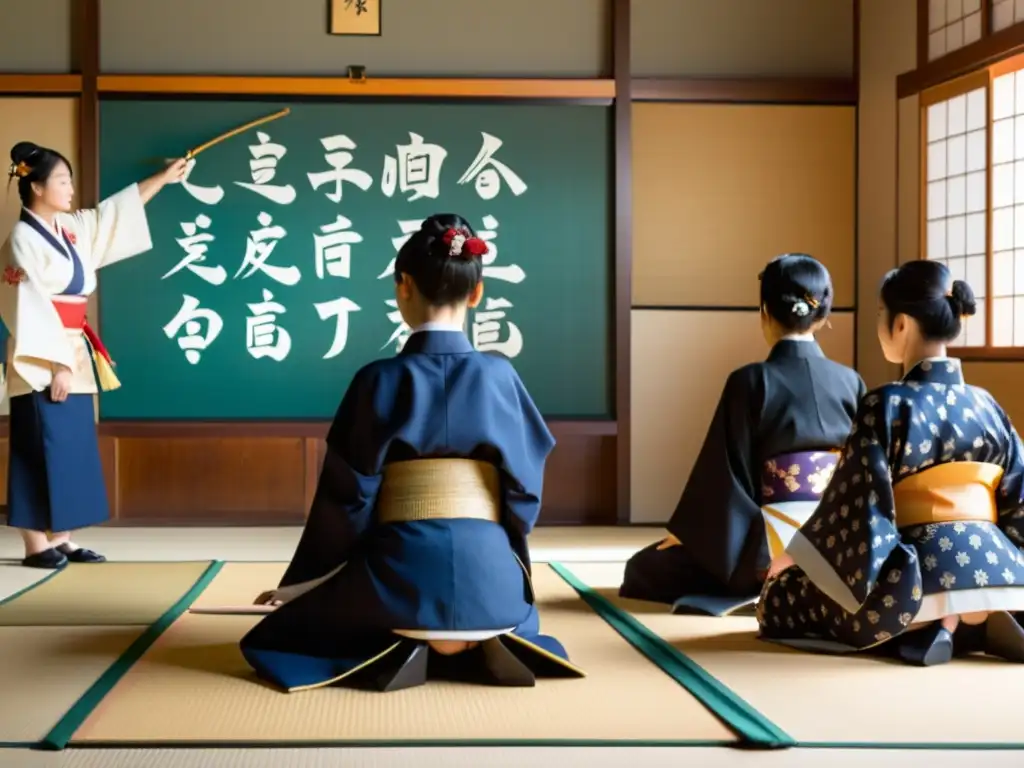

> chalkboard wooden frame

[{"left": 0, "top": 0, "right": 859, "bottom": 527}]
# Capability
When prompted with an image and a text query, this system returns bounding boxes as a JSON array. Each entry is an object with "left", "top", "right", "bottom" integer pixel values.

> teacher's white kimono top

[{"left": 0, "top": 184, "right": 153, "bottom": 399}]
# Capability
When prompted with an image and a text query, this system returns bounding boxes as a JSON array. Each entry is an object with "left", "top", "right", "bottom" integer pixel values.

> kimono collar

[
  {"left": 411, "top": 320, "right": 464, "bottom": 334},
  {"left": 902, "top": 357, "right": 964, "bottom": 386},
  {"left": 19, "top": 208, "right": 76, "bottom": 260},
  {"left": 400, "top": 329, "right": 474, "bottom": 355},
  {"left": 767, "top": 338, "right": 825, "bottom": 361}
]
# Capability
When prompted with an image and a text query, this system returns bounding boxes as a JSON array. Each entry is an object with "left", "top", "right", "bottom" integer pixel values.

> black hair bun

[
  {"left": 10, "top": 141, "right": 41, "bottom": 166},
  {"left": 948, "top": 279, "right": 977, "bottom": 318}
]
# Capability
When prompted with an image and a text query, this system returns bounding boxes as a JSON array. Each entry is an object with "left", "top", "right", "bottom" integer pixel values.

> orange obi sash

[
  {"left": 51, "top": 299, "right": 120, "bottom": 391},
  {"left": 893, "top": 461, "right": 1002, "bottom": 528}
]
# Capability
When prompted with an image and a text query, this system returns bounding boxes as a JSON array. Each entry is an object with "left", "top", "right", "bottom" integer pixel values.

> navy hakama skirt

[{"left": 7, "top": 392, "right": 109, "bottom": 532}]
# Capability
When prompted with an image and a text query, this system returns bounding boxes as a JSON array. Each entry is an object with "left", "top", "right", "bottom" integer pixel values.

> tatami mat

[
  {"left": 0, "top": 625, "right": 147, "bottom": 746},
  {"left": 6, "top": 745, "right": 1024, "bottom": 768},
  {"left": 564, "top": 562, "right": 1024, "bottom": 748},
  {"left": 69, "top": 562, "right": 736, "bottom": 747},
  {"left": 0, "top": 526, "right": 655, "bottom": 566},
  {"left": 0, "top": 565, "right": 49, "bottom": 604},
  {"left": 0, "top": 562, "right": 214, "bottom": 626}
]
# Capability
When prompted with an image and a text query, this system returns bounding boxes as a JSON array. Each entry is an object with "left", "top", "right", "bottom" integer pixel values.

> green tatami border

[
  {"left": 39, "top": 559, "right": 224, "bottom": 751},
  {"left": 549, "top": 562, "right": 793, "bottom": 749},
  {"left": 551, "top": 562, "right": 1024, "bottom": 751}
]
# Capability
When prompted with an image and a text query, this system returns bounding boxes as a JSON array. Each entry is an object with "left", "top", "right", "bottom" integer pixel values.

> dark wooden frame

[
  {"left": 904, "top": 4, "right": 1024, "bottom": 360},
  {"left": 328, "top": 0, "right": 383, "bottom": 37},
  {"left": 900, "top": 0, "right": 1024, "bottom": 98},
  {"left": 0, "top": 0, "right": 859, "bottom": 526}
]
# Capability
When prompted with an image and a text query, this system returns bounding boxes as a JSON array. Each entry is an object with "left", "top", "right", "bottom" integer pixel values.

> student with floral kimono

[{"left": 760, "top": 260, "right": 1024, "bottom": 665}]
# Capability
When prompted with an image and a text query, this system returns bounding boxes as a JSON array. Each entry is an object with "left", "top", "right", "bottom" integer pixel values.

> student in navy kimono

[
  {"left": 1, "top": 142, "right": 187, "bottom": 569},
  {"left": 240, "top": 214, "right": 585, "bottom": 693},
  {"left": 759, "top": 260, "right": 1024, "bottom": 665},
  {"left": 620, "top": 254, "right": 864, "bottom": 616}
]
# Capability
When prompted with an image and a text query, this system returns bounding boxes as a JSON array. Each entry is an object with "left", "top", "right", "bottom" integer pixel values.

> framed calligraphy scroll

[{"left": 329, "top": 0, "right": 382, "bottom": 36}]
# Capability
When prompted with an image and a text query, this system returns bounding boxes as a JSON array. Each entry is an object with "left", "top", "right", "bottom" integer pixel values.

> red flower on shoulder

[
  {"left": 2, "top": 265, "right": 26, "bottom": 285},
  {"left": 62, "top": 228, "right": 77, "bottom": 246}
]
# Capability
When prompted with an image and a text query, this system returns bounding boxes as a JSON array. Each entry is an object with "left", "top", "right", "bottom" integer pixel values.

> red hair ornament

[{"left": 442, "top": 227, "right": 489, "bottom": 259}]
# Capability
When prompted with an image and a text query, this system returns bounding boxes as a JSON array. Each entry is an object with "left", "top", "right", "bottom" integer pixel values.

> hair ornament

[
  {"left": 791, "top": 300, "right": 810, "bottom": 317},
  {"left": 804, "top": 294, "right": 820, "bottom": 309},
  {"left": 8, "top": 161, "right": 29, "bottom": 180},
  {"left": 441, "top": 227, "right": 489, "bottom": 259}
]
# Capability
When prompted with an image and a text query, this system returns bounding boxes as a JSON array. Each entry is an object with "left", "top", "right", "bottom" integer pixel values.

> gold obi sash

[
  {"left": 893, "top": 461, "right": 1003, "bottom": 529},
  {"left": 376, "top": 459, "right": 501, "bottom": 524}
]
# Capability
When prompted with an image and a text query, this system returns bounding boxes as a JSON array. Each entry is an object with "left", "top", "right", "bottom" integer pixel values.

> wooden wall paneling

[
  {"left": 0, "top": 430, "right": 8, "bottom": 511},
  {"left": 613, "top": 0, "right": 632, "bottom": 523},
  {"left": 542, "top": 433, "right": 618, "bottom": 525},
  {"left": 632, "top": 77, "right": 855, "bottom": 103},
  {"left": 632, "top": 103, "right": 857, "bottom": 309},
  {"left": 96, "top": 422, "right": 616, "bottom": 526},
  {"left": 630, "top": 309, "right": 856, "bottom": 524},
  {"left": 75, "top": 0, "right": 100, "bottom": 209},
  {"left": 303, "top": 439, "right": 321, "bottom": 516},
  {"left": 109, "top": 435, "right": 309, "bottom": 524},
  {"left": 629, "top": 0, "right": 855, "bottom": 79},
  {"left": 98, "top": 434, "right": 118, "bottom": 519}
]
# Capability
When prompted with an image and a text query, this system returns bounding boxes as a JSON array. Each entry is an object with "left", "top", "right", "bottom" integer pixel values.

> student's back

[
  {"left": 621, "top": 254, "right": 864, "bottom": 615},
  {"left": 239, "top": 214, "right": 584, "bottom": 693},
  {"left": 277, "top": 330, "right": 549, "bottom": 630}
]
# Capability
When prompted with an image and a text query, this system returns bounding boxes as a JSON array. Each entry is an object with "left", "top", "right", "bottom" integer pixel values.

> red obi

[{"left": 51, "top": 299, "right": 114, "bottom": 366}]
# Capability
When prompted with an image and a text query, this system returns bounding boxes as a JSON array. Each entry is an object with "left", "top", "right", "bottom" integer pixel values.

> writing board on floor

[{"left": 188, "top": 605, "right": 277, "bottom": 615}]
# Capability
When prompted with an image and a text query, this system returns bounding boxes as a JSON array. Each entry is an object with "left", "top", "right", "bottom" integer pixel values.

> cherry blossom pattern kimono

[
  {"left": 0, "top": 184, "right": 153, "bottom": 532},
  {"left": 758, "top": 358, "right": 1024, "bottom": 652}
]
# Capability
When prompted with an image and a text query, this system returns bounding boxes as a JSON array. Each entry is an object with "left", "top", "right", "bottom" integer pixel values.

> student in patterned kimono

[
  {"left": 1, "top": 142, "right": 187, "bottom": 569},
  {"left": 620, "top": 254, "right": 864, "bottom": 615},
  {"left": 759, "top": 260, "right": 1024, "bottom": 665},
  {"left": 240, "top": 214, "right": 585, "bottom": 693}
]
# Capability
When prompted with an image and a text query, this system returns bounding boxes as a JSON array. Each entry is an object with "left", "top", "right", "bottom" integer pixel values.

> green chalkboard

[{"left": 97, "top": 99, "right": 611, "bottom": 420}]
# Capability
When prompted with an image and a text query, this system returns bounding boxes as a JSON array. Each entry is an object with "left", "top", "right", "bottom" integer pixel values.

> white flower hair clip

[
  {"left": 791, "top": 293, "right": 819, "bottom": 318},
  {"left": 448, "top": 232, "right": 467, "bottom": 257}
]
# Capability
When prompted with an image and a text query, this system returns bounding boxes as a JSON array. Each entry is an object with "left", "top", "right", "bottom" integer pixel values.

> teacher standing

[{"left": 1, "top": 141, "right": 187, "bottom": 569}]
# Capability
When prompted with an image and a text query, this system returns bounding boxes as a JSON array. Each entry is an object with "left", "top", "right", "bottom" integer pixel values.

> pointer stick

[{"left": 185, "top": 107, "right": 291, "bottom": 160}]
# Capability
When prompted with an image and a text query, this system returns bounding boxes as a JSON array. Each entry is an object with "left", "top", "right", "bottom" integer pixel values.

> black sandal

[
  {"left": 56, "top": 545, "right": 107, "bottom": 564},
  {"left": 892, "top": 622, "right": 954, "bottom": 667},
  {"left": 21, "top": 548, "right": 69, "bottom": 570}
]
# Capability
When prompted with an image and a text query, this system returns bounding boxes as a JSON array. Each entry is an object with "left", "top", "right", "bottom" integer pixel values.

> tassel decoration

[{"left": 82, "top": 323, "right": 121, "bottom": 392}]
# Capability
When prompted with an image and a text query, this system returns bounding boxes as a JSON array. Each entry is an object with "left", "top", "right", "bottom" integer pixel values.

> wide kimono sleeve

[
  {"left": 784, "top": 391, "right": 905, "bottom": 614},
  {"left": 666, "top": 365, "right": 765, "bottom": 590},
  {"left": 66, "top": 183, "right": 154, "bottom": 270},
  {"left": 0, "top": 234, "right": 76, "bottom": 392},
  {"left": 991, "top": 402, "right": 1024, "bottom": 546},
  {"left": 277, "top": 366, "right": 385, "bottom": 588},
  {"left": 499, "top": 364, "right": 556, "bottom": 539},
  {"left": 855, "top": 375, "right": 868, "bottom": 404}
]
